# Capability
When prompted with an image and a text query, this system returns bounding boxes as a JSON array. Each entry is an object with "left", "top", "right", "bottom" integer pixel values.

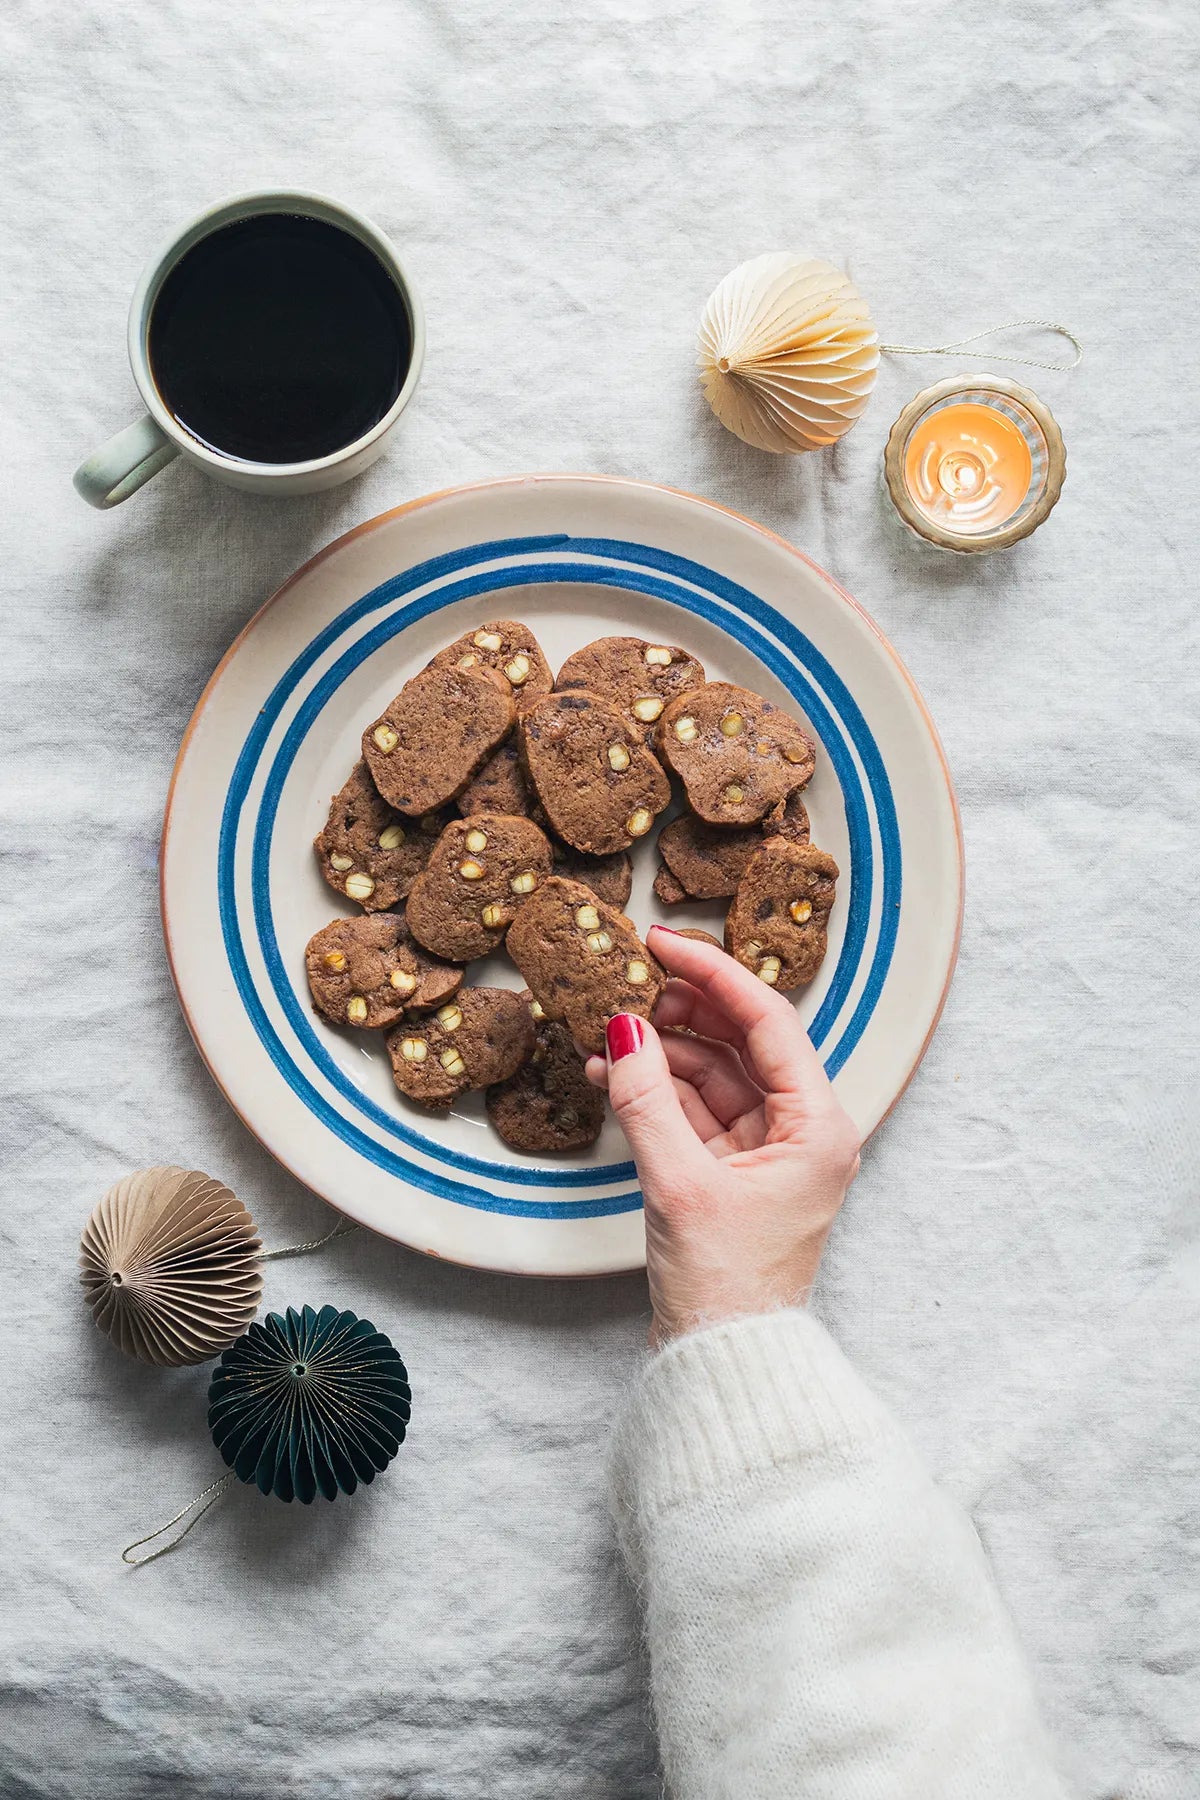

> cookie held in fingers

[
  {"left": 305, "top": 912, "right": 463, "bottom": 1031},
  {"left": 674, "top": 927, "right": 723, "bottom": 950},
  {"left": 506, "top": 876, "right": 667, "bottom": 1056},
  {"left": 314, "top": 762, "right": 450, "bottom": 911},
  {"left": 486, "top": 993, "right": 606, "bottom": 1154},
  {"left": 724, "top": 840, "right": 839, "bottom": 990},
  {"left": 386, "top": 987, "right": 535, "bottom": 1110},
  {"left": 555, "top": 636, "right": 705, "bottom": 741},
  {"left": 405, "top": 813, "right": 554, "bottom": 963},
  {"left": 363, "top": 661, "right": 516, "bottom": 815},
  {"left": 520, "top": 691, "right": 670, "bottom": 856},
  {"left": 431, "top": 620, "right": 553, "bottom": 713},
  {"left": 658, "top": 682, "right": 815, "bottom": 825}
]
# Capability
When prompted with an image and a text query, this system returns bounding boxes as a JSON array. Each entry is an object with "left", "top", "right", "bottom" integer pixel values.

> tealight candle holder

[{"left": 883, "top": 374, "right": 1065, "bottom": 553}]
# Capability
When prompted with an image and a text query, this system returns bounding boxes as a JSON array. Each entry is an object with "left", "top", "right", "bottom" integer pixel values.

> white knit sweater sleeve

[{"left": 609, "top": 1310, "right": 1070, "bottom": 1800}]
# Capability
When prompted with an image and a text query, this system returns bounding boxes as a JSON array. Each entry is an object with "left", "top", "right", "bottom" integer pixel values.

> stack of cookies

[{"left": 305, "top": 621, "right": 838, "bottom": 1154}]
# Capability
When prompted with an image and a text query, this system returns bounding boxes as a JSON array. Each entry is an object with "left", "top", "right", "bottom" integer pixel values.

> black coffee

[{"left": 148, "top": 213, "right": 412, "bottom": 463}]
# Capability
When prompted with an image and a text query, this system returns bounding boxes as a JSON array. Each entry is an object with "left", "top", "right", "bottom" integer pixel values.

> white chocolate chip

[
  {"left": 456, "top": 652, "right": 480, "bottom": 670},
  {"left": 481, "top": 902, "right": 508, "bottom": 928},
  {"left": 459, "top": 859, "right": 486, "bottom": 881},
  {"left": 504, "top": 653, "right": 531, "bottom": 686},
  {"left": 400, "top": 1037, "right": 428, "bottom": 1063},
  {"left": 606, "top": 742, "right": 631, "bottom": 772},
  {"left": 783, "top": 741, "right": 810, "bottom": 764},
  {"left": 328, "top": 853, "right": 354, "bottom": 872},
  {"left": 673, "top": 716, "right": 699, "bottom": 743},
  {"left": 722, "top": 784, "right": 745, "bottom": 805},
  {"left": 757, "top": 956, "right": 782, "bottom": 985},
  {"left": 439, "top": 1047, "right": 467, "bottom": 1075},
  {"left": 378, "top": 823, "right": 407, "bottom": 851},
  {"left": 575, "top": 904, "right": 601, "bottom": 931},
  {"left": 473, "top": 629, "right": 503, "bottom": 652},
  {"left": 323, "top": 950, "right": 347, "bottom": 972},
  {"left": 389, "top": 968, "right": 417, "bottom": 994},
  {"left": 632, "top": 695, "right": 663, "bottom": 723},
  {"left": 719, "top": 712, "right": 744, "bottom": 737},
  {"left": 586, "top": 930, "right": 614, "bottom": 954},
  {"left": 372, "top": 723, "right": 399, "bottom": 754},
  {"left": 464, "top": 828, "right": 488, "bottom": 853},
  {"left": 626, "top": 806, "right": 653, "bottom": 837},
  {"left": 345, "top": 872, "right": 376, "bottom": 901},
  {"left": 626, "top": 959, "right": 650, "bottom": 985},
  {"left": 743, "top": 940, "right": 763, "bottom": 961},
  {"left": 509, "top": 870, "right": 537, "bottom": 895},
  {"left": 644, "top": 645, "right": 673, "bottom": 666},
  {"left": 346, "top": 995, "right": 369, "bottom": 1024},
  {"left": 436, "top": 1003, "right": 463, "bottom": 1031},
  {"left": 529, "top": 998, "right": 545, "bottom": 1020},
  {"left": 790, "top": 899, "right": 813, "bottom": 924}
]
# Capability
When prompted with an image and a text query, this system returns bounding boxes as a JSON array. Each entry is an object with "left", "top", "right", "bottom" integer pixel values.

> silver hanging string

[
  {"left": 262, "top": 1218, "right": 360, "bottom": 1260},
  {"left": 122, "top": 1472, "right": 236, "bottom": 1567},
  {"left": 879, "top": 319, "right": 1082, "bottom": 372}
]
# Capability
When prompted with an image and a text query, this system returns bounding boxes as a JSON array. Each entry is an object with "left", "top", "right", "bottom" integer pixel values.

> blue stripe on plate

[{"left": 218, "top": 536, "right": 900, "bottom": 1219}]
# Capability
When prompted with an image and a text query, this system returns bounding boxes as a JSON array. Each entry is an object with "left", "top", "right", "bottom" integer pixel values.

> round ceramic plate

[{"left": 162, "top": 476, "right": 962, "bottom": 1277}]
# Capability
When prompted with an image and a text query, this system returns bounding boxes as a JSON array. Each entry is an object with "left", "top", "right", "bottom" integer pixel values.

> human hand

[{"left": 586, "top": 928, "right": 861, "bottom": 1348}]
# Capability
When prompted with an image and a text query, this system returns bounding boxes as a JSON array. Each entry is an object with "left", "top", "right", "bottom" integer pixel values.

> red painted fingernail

[
  {"left": 649, "top": 925, "right": 681, "bottom": 936},
  {"left": 606, "top": 1013, "right": 645, "bottom": 1062}
]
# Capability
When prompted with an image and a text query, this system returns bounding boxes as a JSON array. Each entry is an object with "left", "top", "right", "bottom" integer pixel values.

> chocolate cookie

[
  {"left": 363, "top": 661, "right": 516, "bottom": 815},
  {"left": 386, "top": 986, "right": 535, "bottom": 1109},
  {"left": 724, "top": 840, "right": 839, "bottom": 989},
  {"left": 674, "top": 928, "right": 723, "bottom": 949},
  {"left": 555, "top": 636, "right": 705, "bottom": 740},
  {"left": 305, "top": 911, "right": 463, "bottom": 1031},
  {"left": 431, "top": 620, "right": 553, "bottom": 713},
  {"left": 486, "top": 992, "right": 605, "bottom": 1154},
  {"left": 551, "top": 842, "right": 634, "bottom": 908},
  {"left": 506, "top": 876, "right": 666, "bottom": 1055},
  {"left": 658, "top": 814, "right": 760, "bottom": 900},
  {"left": 520, "top": 691, "right": 670, "bottom": 856},
  {"left": 655, "top": 794, "right": 811, "bottom": 901},
  {"left": 314, "top": 762, "right": 449, "bottom": 911},
  {"left": 763, "top": 790, "right": 811, "bottom": 845},
  {"left": 658, "top": 682, "right": 816, "bottom": 826},
  {"left": 405, "top": 813, "right": 554, "bottom": 962},
  {"left": 456, "top": 742, "right": 532, "bottom": 819},
  {"left": 653, "top": 862, "right": 689, "bottom": 905}
]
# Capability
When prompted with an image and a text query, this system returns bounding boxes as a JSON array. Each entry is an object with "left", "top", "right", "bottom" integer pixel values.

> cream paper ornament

[
  {"left": 80, "top": 1167, "right": 264, "bottom": 1366},
  {"left": 697, "top": 254, "right": 879, "bottom": 454}
]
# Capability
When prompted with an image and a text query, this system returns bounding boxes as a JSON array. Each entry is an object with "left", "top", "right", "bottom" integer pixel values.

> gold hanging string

[
  {"left": 262, "top": 1218, "right": 360, "bottom": 1260},
  {"left": 122, "top": 1472, "right": 235, "bottom": 1567},
  {"left": 880, "top": 319, "right": 1082, "bottom": 372}
]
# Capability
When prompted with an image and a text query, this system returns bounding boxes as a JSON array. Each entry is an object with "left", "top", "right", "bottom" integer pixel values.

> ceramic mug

[{"left": 73, "top": 190, "right": 426, "bottom": 510}]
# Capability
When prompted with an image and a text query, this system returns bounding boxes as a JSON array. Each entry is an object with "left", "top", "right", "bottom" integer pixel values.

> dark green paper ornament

[{"left": 208, "top": 1304, "right": 410, "bottom": 1503}]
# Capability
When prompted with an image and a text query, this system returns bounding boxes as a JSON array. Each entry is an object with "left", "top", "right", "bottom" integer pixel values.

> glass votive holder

[{"left": 883, "top": 374, "right": 1066, "bottom": 554}]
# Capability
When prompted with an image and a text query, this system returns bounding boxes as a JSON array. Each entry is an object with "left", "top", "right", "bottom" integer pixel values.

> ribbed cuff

[{"left": 611, "top": 1309, "right": 900, "bottom": 1524}]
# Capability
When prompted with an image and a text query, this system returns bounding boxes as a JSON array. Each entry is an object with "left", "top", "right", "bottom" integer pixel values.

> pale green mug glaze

[{"left": 73, "top": 190, "right": 425, "bottom": 510}]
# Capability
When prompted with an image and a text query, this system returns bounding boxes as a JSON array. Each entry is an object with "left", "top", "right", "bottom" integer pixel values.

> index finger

[{"left": 648, "top": 926, "right": 830, "bottom": 1101}]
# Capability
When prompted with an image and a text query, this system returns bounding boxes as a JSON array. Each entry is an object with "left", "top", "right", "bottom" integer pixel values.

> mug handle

[{"left": 73, "top": 415, "right": 179, "bottom": 509}]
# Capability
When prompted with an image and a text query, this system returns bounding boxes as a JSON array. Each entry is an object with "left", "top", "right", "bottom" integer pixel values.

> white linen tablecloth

[{"left": 2, "top": 1, "right": 1197, "bottom": 1794}]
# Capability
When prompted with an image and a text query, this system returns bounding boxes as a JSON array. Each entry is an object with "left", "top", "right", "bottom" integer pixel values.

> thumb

[{"left": 604, "top": 1014, "right": 709, "bottom": 1200}]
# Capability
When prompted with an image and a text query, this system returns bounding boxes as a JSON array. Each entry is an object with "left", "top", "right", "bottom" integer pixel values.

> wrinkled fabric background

[{"left": 2, "top": 1, "right": 1197, "bottom": 1795}]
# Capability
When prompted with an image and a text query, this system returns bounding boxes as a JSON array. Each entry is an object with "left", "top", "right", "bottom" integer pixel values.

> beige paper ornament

[
  {"left": 80, "top": 1167, "right": 264, "bottom": 1366},
  {"left": 697, "top": 254, "right": 879, "bottom": 454}
]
